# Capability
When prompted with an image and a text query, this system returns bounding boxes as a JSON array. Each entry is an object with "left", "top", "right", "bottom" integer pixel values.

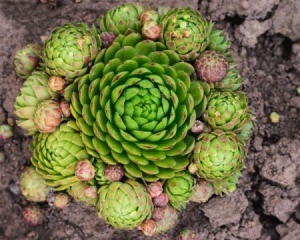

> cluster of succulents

[{"left": 14, "top": 3, "right": 254, "bottom": 235}]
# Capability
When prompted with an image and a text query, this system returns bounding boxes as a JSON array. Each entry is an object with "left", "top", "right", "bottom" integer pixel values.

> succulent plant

[
  {"left": 177, "top": 228, "right": 197, "bottom": 240},
  {"left": 13, "top": 43, "right": 42, "bottom": 79},
  {"left": 99, "top": 3, "right": 144, "bottom": 35},
  {"left": 141, "top": 9, "right": 159, "bottom": 23},
  {"left": 160, "top": 8, "right": 212, "bottom": 61},
  {"left": 153, "top": 206, "right": 179, "bottom": 234},
  {"left": 164, "top": 171, "right": 194, "bottom": 211},
  {"left": 14, "top": 71, "right": 58, "bottom": 135},
  {"left": 22, "top": 205, "right": 43, "bottom": 225},
  {"left": 188, "top": 162, "right": 198, "bottom": 174},
  {"left": 148, "top": 182, "right": 163, "bottom": 198},
  {"left": 68, "top": 181, "right": 97, "bottom": 206},
  {"left": 142, "top": 21, "right": 162, "bottom": 41},
  {"left": 191, "top": 120, "right": 204, "bottom": 134},
  {"left": 20, "top": 166, "right": 48, "bottom": 202},
  {"left": 194, "top": 130, "right": 246, "bottom": 181},
  {"left": 0, "top": 124, "right": 13, "bottom": 140},
  {"left": 53, "top": 193, "right": 70, "bottom": 208},
  {"left": 12, "top": 3, "right": 254, "bottom": 235},
  {"left": 43, "top": 23, "right": 101, "bottom": 81},
  {"left": 207, "top": 29, "right": 231, "bottom": 53},
  {"left": 104, "top": 164, "right": 124, "bottom": 182},
  {"left": 203, "top": 91, "right": 249, "bottom": 132},
  {"left": 47, "top": 76, "right": 66, "bottom": 92},
  {"left": 194, "top": 50, "right": 229, "bottom": 83},
  {"left": 75, "top": 159, "right": 95, "bottom": 181},
  {"left": 65, "top": 32, "right": 200, "bottom": 182},
  {"left": 237, "top": 117, "right": 255, "bottom": 142},
  {"left": 214, "top": 66, "right": 242, "bottom": 91},
  {"left": 141, "top": 219, "right": 157, "bottom": 236},
  {"left": 189, "top": 180, "right": 214, "bottom": 203},
  {"left": 141, "top": 9, "right": 161, "bottom": 41},
  {"left": 212, "top": 171, "right": 242, "bottom": 196},
  {"left": 100, "top": 32, "right": 116, "bottom": 48},
  {"left": 153, "top": 193, "right": 169, "bottom": 207},
  {"left": 33, "top": 99, "right": 62, "bottom": 133},
  {"left": 60, "top": 100, "right": 71, "bottom": 118},
  {"left": 97, "top": 180, "right": 153, "bottom": 229},
  {"left": 94, "top": 160, "right": 110, "bottom": 186},
  {"left": 189, "top": 81, "right": 211, "bottom": 118},
  {"left": 30, "top": 121, "right": 90, "bottom": 190}
]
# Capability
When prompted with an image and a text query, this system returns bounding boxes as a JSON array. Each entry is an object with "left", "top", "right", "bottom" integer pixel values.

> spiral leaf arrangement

[{"left": 14, "top": 3, "right": 254, "bottom": 236}]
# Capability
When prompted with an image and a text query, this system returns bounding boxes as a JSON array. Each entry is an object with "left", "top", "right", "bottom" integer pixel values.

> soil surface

[{"left": 0, "top": 0, "right": 299, "bottom": 239}]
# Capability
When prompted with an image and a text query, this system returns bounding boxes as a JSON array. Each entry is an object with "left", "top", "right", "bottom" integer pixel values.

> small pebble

[{"left": 270, "top": 112, "right": 280, "bottom": 123}]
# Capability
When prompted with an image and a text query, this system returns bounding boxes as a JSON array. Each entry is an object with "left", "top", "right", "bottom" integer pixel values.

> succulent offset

[
  {"left": 43, "top": 23, "right": 101, "bottom": 80},
  {"left": 97, "top": 180, "right": 153, "bottom": 229},
  {"left": 13, "top": 3, "right": 255, "bottom": 236},
  {"left": 99, "top": 3, "right": 144, "bottom": 34},
  {"left": 20, "top": 166, "right": 49, "bottom": 202},
  {"left": 203, "top": 91, "right": 249, "bottom": 132},
  {"left": 160, "top": 8, "right": 212, "bottom": 61},
  {"left": 14, "top": 71, "right": 58, "bottom": 135},
  {"left": 194, "top": 130, "right": 246, "bottom": 181},
  {"left": 30, "top": 121, "right": 90, "bottom": 190},
  {"left": 13, "top": 43, "right": 42, "bottom": 79},
  {"left": 164, "top": 171, "right": 194, "bottom": 210}
]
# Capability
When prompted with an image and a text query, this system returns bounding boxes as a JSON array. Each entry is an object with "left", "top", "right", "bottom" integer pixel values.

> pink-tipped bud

[
  {"left": 0, "top": 124, "right": 13, "bottom": 140},
  {"left": 48, "top": 76, "right": 66, "bottom": 92},
  {"left": 75, "top": 160, "right": 95, "bottom": 181},
  {"left": 104, "top": 165, "right": 124, "bottom": 182},
  {"left": 189, "top": 180, "right": 214, "bottom": 203},
  {"left": 84, "top": 186, "right": 97, "bottom": 199},
  {"left": 142, "top": 22, "right": 162, "bottom": 41},
  {"left": 59, "top": 100, "right": 71, "bottom": 118},
  {"left": 148, "top": 182, "right": 163, "bottom": 198},
  {"left": 154, "top": 193, "right": 169, "bottom": 207},
  {"left": 100, "top": 32, "right": 116, "bottom": 48},
  {"left": 22, "top": 205, "right": 43, "bottom": 225},
  {"left": 141, "top": 10, "right": 159, "bottom": 23},
  {"left": 188, "top": 163, "right": 198, "bottom": 174},
  {"left": 53, "top": 193, "right": 70, "bottom": 208},
  {"left": 141, "top": 219, "right": 156, "bottom": 236},
  {"left": 33, "top": 99, "right": 62, "bottom": 133},
  {"left": 191, "top": 120, "right": 204, "bottom": 134},
  {"left": 152, "top": 207, "right": 164, "bottom": 222}
]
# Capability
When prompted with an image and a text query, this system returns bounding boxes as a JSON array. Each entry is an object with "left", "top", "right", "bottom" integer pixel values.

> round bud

[
  {"left": 141, "top": 219, "right": 156, "bottom": 236},
  {"left": 75, "top": 160, "right": 95, "bottom": 181},
  {"left": 148, "top": 182, "right": 163, "bottom": 198},
  {"left": 154, "top": 193, "right": 169, "bottom": 207},
  {"left": 104, "top": 165, "right": 124, "bottom": 182}
]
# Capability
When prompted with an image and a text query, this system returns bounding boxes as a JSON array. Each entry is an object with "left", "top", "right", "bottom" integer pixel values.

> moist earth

[{"left": 0, "top": 0, "right": 299, "bottom": 239}]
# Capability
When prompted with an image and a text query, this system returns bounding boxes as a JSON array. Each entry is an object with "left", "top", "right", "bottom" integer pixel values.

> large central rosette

[{"left": 65, "top": 33, "right": 200, "bottom": 182}]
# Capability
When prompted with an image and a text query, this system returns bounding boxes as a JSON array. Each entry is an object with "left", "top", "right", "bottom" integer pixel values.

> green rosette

[
  {"left": 97, "top": 180, "right": 153, "bottom": 229},
  {"left": 30, "top": 121, "right": 90, "bottom": 190},
  {"left": 203, "top": 91, "right": 249, "bottom": 132},
  {"left": 43, "top": 23, "right": 101, "bottom": 81},
  {"left": 160, "top": 7, "right": 212, "bottom": 61},
  {"left": 194, "top": 129, "right": 246, "bottom": 181},
  {"left": 65, "top": 32, "right": 202, "bottom": 182},
  {"left": 99, "top": 3, "right": 144, "bottom": 35},
  {"left": 14, "top": 71, "right": 58, "bottom": 135},
  {"left": 164, "top": 171, "right": 194, "bottom": 211}
]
